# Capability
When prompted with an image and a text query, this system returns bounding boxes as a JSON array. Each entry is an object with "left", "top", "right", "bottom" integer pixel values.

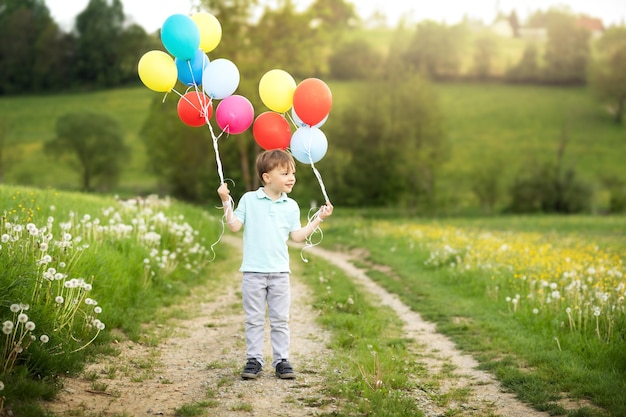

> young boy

[{"left": 217, "top": 149, "right": 333, "bottom": 380}]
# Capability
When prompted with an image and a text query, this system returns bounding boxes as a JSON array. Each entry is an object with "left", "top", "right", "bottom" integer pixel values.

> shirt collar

[{"left": 256, "top": 187, "right": 288, "bottom": 202}]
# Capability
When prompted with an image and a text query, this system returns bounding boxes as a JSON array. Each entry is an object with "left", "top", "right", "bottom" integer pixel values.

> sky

[{"left": 45, "top": 0, "right": 626, "bottom": 33}]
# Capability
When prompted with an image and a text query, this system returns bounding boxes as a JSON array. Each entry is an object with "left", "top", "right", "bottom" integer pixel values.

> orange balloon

[
  {"left": 292, "top": 78, "right": 332, "bottom": 126},
  {"left": 177, "top": 92, "right": 213, "bottom": 127}
]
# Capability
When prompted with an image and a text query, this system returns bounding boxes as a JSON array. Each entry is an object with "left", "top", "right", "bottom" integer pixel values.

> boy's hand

[
  {"left": 217, "top": 183, "right": 230, "bottom": 202},
  {"left": 319, "top": 202, "right": 333, "bottom": 220}
]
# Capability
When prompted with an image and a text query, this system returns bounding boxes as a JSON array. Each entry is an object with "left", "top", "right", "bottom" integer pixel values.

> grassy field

[
  {"left": 1, "top": 184, "right": 624, "bottom": 416},
  {"left": 323, "top": 209, "right": 626, "bottom": 416},
  {"left": 0, "top": 88, "right": 156, "bottom": 191},
  {"left": 0, "top": 81, "right": 624, "bottom": 212}
]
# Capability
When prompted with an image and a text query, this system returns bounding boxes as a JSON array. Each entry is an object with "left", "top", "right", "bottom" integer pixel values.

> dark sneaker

[
  {"left": 275, "top": 359, "right": 296, "bottom": 379},
  {"left": 241, "top": 358, "right": 262, "bottom": 379}
]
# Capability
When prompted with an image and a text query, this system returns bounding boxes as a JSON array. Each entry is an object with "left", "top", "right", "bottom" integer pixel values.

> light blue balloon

[
  {"left": 290, "top": 126, "right": 328, "bottom": 164},
  {"left": 176, "top": 49, "right": 209, "bottom": 86},
  {"left": 291, "top": 107, "right": 328, "bottom": 128},
  {"left": 161, "top": 14, "right": 200, "bottom": 61},
  {"left": 202, "top": 58, "right": 240, "bottom": 99}
]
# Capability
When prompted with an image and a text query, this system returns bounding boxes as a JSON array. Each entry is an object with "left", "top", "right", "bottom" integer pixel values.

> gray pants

[{"left": 242, "top": 272, "right": 291, "bottom": 368}]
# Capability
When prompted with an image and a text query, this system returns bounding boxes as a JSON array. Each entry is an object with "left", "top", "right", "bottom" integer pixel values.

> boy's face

[{"left": 262, "top": 163, "right": 296, "bottom": 194}]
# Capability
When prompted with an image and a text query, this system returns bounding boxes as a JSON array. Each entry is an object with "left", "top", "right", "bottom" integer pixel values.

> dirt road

[{"left": 44, "top": 236, "right": 549, "bottom": 416}]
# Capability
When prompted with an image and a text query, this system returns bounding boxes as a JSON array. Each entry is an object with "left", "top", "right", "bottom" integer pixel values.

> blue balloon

[
  {"left": 161, "top": 14, "right": 200, "bottom": 60},
  {"left": 176, "top": 49, "right": 209, "bottom": 86},
  {"left": 202, "top": 58, "right": 240, "bottom": 100},
  {"left": 291, "top": 107, "right": 328, "bottom": 128},
  {"left": 290, "top": 126, "right": 328, "bottom": 164}
]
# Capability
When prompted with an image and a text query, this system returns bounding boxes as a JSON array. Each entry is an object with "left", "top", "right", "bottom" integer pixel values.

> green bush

[{"left": 507, "top": 162, "right": 592, "bottom": 213}]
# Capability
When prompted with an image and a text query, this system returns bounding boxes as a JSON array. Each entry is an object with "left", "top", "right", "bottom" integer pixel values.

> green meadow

[
  {"left": 0, "top": 184, "right": 624, "bottom": 416},
  {"left": 322, "top": 210, "right": 626, "bottom": 416},
  {"left": 1, "top": 81, "right": 623, "bottom": 212},
  {"left": 435, "top": 83, "right": 625, "bottom": 211}
]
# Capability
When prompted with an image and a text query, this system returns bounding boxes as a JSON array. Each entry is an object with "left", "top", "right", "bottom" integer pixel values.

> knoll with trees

[{"left": 0, "top": 0, "right": 624, "bottom": 214}]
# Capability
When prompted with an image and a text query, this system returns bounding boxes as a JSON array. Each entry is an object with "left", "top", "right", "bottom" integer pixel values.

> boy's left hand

[{"left": 319, "top": 202, "right": 333, "bottom": 220}]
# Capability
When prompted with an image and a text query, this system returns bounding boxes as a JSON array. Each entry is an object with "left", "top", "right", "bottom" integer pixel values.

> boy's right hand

[{"left": 217, "top": 183, "right": 230, "bottom": 202}]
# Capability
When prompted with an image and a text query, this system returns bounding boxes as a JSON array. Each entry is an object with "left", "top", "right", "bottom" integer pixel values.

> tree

[
  {"left": 140, "top": 95, "right": 217, "bottom": 202},
  {"left": 74, "top": 0, "right": 125, "bottom": 87},
  {"left": 328, "top": 39, "right": 382, "bottom": 80},
  {"left": 506, "top": 43, "right": 542, "bottom": 83},
  {"left": 588, "top": 27, "right": 626, "bottom": 124},
  {"left": 45, "top": 112, "right": 129, "bottom": 191},
  {"left": 402, "top": 21, "right": 467, "bottom": 80},
  {"left": 0, "top": 0, "right": 69, "bottom": 94},
  {"left": 472, "top": 34, "right": 498, "bottom": 80},
  {"left": 326, "top": 71, "right": 448, "bottom": 209},
  {"left": 543, "top": 12, "right": 590, "bottom": 84},
  {"left": 250, "top": 2, "right": 322, "bottom": 78}
]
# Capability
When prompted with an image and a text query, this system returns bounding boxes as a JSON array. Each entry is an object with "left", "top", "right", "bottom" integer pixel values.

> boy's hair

[{"left": 256, "top": 149, "right": 296, "bottom": 184}]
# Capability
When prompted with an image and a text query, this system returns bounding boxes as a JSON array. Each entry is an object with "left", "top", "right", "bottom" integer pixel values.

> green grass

[
  {"left": 0, "top": 184, "right": 229, "bottom": 416},
  {"left": 295, "top": 247, "right": 428, "bottom": 416},
  {"left": 322, "top": 211, "right": 626, "bottom": 417},
  {"left": 433, "top": 82, "right": 625, "bottom": 212}
]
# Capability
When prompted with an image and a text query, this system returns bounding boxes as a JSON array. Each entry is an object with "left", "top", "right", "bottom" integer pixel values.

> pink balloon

[{"left": 215, "top": 95, "right": 254, "bottom": 134}]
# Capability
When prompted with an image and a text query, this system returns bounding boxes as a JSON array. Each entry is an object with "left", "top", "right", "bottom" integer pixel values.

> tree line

[{"left": 0, "top": 0, "right": 161, "bottom": 94}]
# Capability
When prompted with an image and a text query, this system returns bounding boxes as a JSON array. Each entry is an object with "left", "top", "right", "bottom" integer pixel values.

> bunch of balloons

[
  {"left": 137, "top": 12, "right": 255, "bottom": 183},
  {"left": 254, "top": 70, "right": 332, "bottom": 163},
  {"left": 137, "top": 12, "right": 333, "bottom": 202},
  {"left": 254, "top": 69, "right": 332, "bottom": 202}
]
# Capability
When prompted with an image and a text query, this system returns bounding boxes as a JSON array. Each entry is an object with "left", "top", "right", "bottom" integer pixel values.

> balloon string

[
  {"left": 204, "top": 102, "right": 226, "bottom": 185},
  {"left": 297, "top": 130, "right": 331, "bottom": 263},
  {"left": 304, "top": 128, "right": 331, "bottom": 203},
  {"left": 208, "top": 196, "right": 236, "bottom": 262},
  {"left": 299, "top": 206, "right": 325, "bottom": 263},
  {"left": 311, "top": 161, "right": 330, "bottom": 203}
]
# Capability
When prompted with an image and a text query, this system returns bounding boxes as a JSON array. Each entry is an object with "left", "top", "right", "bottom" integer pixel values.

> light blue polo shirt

[{"left": 233, "top": 187, "right": 301, "bottom": 273}]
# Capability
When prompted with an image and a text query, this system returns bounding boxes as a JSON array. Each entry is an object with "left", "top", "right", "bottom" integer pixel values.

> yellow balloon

[
  {"left": 137, "top": 50, "right": 177, "bottom": 93},
  {"left": 259, "top": 69, "right": 296, "bottom": 113},
  {"left": 191, "top": 12, "right": 222, "bottom": 53}
]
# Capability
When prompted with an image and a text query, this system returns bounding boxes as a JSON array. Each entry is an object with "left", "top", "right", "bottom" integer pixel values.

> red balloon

[
  {"left": 253, "top": 112, "right": 292, "bottom": 150},
  {"left": 292, "top": 78, "right": 332, "bottom": 126},
  {"left": 177, "top": 91, "right": 212, "bottom": 127}
]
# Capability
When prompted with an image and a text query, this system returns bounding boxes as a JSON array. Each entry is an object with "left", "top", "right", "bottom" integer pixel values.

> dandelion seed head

[
  {"left": 94, "top": 306, "right": 102, "bottom": 314},
  {"left": 18, "top": 313, "right": 28, "bottom": 323},
  {"left": 2, "top": 321, "right": 13, "bottom": 334},
  {"left": 55, "top": 296, "right": 64, "bottom": 304},
  {"left": 533, "top": 308, "right": 539, "bottom": 314},
  {"left": 40, "top": 335, "right": 49, "bottom": 343},
  {"left": 10, "top": 304, "right": 21, "bottom": 313}
]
